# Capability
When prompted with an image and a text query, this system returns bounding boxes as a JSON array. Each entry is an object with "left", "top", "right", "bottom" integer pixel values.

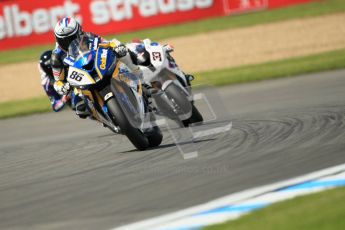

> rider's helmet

[
  {"left": 39, "top": 50, "right": 53, "bottom": 76},
  {"left": 54, "top": 17, "right": 83, "bottom": 51}
]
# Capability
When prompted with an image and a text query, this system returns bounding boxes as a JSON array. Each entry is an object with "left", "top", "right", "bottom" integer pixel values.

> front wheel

[
  {"left": 182, "top": 104, "right": 204, "bottom": 127},
  {"left": 145, "top": 126, "right": 163, "bottom": 147},
  {"left": 106, "top": 97, "right": 149, "bottom": 151},
  {"left": 164, "top": 83, "right": 192, "bottom": 124}
]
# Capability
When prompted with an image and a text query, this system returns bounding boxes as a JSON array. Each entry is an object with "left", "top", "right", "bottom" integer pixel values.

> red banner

[
  {"left": 0, "top": 0, "right": 314, "bottom": 51},
  {"left": 223, "top": 0, "right": 268, "bottom": 14}
]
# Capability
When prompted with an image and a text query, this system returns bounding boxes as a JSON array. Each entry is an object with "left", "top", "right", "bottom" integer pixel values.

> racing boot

[
  {"left": 142, "top": 84, "right": 159, "bottom": 113},
  {"left": 75, "top": 101, "right": 91, "bottom": 119},
  {"left": 184, "top": 73, "right": 195, "bottom": 87}
]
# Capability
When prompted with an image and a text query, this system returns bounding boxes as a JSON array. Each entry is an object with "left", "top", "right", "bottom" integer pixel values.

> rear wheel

[{"left": 106, "top": 97, "right": 149, "bottom": 151}]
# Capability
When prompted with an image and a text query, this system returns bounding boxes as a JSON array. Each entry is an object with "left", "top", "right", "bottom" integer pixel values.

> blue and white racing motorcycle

[{"left": 65, "top": 37, "right": 162, "bottom": 151}]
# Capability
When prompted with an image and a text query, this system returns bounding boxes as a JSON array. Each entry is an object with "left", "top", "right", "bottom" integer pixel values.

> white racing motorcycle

[{"left": 127, "top": 39, "right": 203, "bottom": 127}]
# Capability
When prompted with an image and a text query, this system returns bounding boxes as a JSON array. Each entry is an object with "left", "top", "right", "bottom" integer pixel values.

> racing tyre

[
  {"left": 145, "top": 126, "right": 163, "bottom": 147},
  {"left": 164, "top": 83, "right": 192, "bottom": 126},
  {"left": 106, "top": 97, "right": 149, "bottom": 151},
  {"left": 182, "top": 104, "right": 204, "bottom": 127}
]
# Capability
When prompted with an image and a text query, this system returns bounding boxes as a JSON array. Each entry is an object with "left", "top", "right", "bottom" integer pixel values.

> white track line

[{"left": 113, "top": 163, "right": 345, "bottom": 230}]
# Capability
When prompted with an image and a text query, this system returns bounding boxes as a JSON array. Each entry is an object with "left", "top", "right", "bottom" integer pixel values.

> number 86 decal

[{"left": 69, "top": 71, "right": 83, "bottom": 82}]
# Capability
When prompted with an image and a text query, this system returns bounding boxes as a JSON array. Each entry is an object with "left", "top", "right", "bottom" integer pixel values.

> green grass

[
  {"left": 206, "top": 186, "right": 345, "bottom": 230},
  {"left": 1, "top": 48, "right": 345, "bottom": 119},
  {"left": 0, "top": 0, "right": 344, "bottom": 65},
  {"left": 0, "top": 97, "right": 51, "bottom": 119},
  {"left": 195, "top": 48, "right": 345, "bottom": 86}
]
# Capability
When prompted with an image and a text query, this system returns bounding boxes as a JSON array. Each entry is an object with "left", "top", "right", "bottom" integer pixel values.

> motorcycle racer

[
  {"left": 51, "top": 17, "right": 144, "bottom": 118},
  {"left": 126, "top": 39, "right": 195, "bottom": 89},
  {"left": 38, "top": 50, "right": 77, "bottom": 112},
  {"left": 39, "top": 50, "right": 65, "bottom": 112}
]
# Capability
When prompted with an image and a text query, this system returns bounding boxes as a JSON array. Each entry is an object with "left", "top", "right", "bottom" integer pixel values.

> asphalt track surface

[{"left": 1, "top": 69, "right": 345, "bottom": 230}]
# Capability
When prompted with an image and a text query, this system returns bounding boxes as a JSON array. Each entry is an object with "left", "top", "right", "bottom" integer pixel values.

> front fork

[{"left": 80, "top": 87, "right": 120, "bottom": 133}]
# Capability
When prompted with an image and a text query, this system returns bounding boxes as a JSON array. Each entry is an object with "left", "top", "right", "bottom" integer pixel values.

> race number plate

[{"left": 67, "top": 67, "right": 96, "bottom": 86}]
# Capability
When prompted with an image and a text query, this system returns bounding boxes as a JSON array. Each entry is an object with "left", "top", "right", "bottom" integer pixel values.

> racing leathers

[
  {"left": 126, "top": 39, "right": 194, "bottom": 92},
  {"left": 38, "top": 63, "right": 66, "bottom": 112},
  {"left": 51, "top": 32, "right": 144, "bottom": 118},
  {"left": 51, "top": 32, "right": 102, "bottom": 95}
]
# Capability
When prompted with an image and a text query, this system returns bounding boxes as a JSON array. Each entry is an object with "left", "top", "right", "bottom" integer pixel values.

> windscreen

[{"left": 68, "top": 35, "right": 92, "bottom": 60}]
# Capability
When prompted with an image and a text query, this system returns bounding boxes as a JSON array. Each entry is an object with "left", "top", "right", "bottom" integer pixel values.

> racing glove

[
  {"left": 164, "top": 44, "right": 174, "bottom": 53},
  {"left": 120, "top": 53, "right": 144, "bottom": 80},
  {"left": 113, "top": 44, "right": 128, "bottom": 58},
  {"left": 54, "top": 81, "right": 71, "bottom": 95}
]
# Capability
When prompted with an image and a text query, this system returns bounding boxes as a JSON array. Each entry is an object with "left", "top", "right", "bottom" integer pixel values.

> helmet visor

[{"left": 56, "top": 32, "right": 80, "bottom": 52}]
